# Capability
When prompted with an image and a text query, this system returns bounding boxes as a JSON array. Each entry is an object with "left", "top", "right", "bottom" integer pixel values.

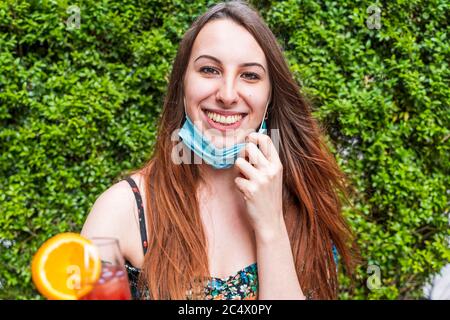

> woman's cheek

[
  {"left": 187, "top": 76, "right": 219, "bottom": 102},
  {"left": 242, "top": 89, "right": 268, "bottom": 119}
]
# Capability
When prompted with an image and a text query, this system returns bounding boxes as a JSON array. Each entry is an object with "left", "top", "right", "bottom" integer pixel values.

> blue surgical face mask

[{"left": 178, "top": 100, "right": 270, "bottom": 169}]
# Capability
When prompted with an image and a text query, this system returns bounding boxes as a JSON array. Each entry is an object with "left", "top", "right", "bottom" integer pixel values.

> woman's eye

[
  {"left": 199, "top": 67, "right": 259, "bottom": 80},
  {"left": 200, "top": 66, "right": 219, "bottom": 75},
  {"left": 242, "top": 72, "right": 260, "bottom": 80}
]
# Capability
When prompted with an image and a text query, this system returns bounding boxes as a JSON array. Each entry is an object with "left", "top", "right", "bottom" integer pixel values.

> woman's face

[{"left": 183, "top": 19, "right": 271, "bottom": 148}]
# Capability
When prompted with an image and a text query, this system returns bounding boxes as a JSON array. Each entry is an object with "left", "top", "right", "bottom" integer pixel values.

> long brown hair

[{"left": 136, "top": 1, "right": 360, "bottom": 299}]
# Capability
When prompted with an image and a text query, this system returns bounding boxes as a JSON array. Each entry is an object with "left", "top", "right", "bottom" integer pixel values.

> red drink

[
  {"left": 78, "top": 237, "right": 131, "bottom": 300},
  {"left": 81, "top": 265, "right": 131, "bottom": 300}
]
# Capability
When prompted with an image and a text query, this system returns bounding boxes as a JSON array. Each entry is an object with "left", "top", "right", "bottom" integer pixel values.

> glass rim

[{"left": 88, "top": 237, "right": 120, "bottom": 247}]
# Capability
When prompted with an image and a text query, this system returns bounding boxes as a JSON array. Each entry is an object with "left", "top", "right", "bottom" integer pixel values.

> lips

[
  {"left": 201, "top": 108, "right": 248, "bottom": 116},
  {"left": 201, "top": 108, "right": 248, "bottom": 132}
]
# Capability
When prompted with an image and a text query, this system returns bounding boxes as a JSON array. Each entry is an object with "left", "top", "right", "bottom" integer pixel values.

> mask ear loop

[
  {"left": 183, "top": 96, "right": 187, "bottom": 120},
  {"left": 258, "top": 95, "right": 271, "bottom": 133}
]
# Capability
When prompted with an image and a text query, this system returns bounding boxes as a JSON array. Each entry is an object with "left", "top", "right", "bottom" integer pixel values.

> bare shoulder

[
  {"left": 81, "top": 173, "right": 148, "bottom": 268},
  {"left": 81, "top": 173, "right": 148, "bottom": 266},
  {"left": 81, "top": 179, "right": 136, "bottom": 239}
]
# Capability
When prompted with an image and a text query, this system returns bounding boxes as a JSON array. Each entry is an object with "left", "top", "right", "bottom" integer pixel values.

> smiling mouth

[{"left": 202, "top": 108, "right": 248, "bottom": 126}]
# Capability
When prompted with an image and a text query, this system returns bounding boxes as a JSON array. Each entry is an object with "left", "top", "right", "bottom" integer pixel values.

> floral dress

[{"left": 204, "top": 262, "right": 258, "bottom": 300}]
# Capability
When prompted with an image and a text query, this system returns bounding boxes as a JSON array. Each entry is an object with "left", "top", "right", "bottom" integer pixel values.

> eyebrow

[{"left": 194, "top": 54, "right": 266, "bottom": 73}]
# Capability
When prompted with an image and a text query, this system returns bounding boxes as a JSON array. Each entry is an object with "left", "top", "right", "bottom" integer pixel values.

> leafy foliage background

[{"left": 0, "top": 0, "right": 448, "bottom": 299}]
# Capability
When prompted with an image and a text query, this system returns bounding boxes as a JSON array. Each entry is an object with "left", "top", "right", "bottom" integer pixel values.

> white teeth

[{"left": 206, "top": 111, "right": 243, "bottom": 125}]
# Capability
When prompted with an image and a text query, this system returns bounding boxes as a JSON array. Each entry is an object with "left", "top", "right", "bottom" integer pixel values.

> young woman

[{"left": 82, "top": 1, "right": 358, "bottom": 300}]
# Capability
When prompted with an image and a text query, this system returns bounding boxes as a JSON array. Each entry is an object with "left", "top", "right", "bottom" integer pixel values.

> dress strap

[{"left": 125, "top": 177, "right": 148, "bottom": 255}]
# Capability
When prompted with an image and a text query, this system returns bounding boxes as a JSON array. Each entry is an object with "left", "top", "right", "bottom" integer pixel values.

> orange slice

[{"left": 31, "top": 233, "right": 101, "bottom": 300}]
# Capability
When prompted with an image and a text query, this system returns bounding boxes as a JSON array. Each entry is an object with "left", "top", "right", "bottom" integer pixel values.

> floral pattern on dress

[{"left": 204, "top": 262, "right": 258, "bottom": 300}]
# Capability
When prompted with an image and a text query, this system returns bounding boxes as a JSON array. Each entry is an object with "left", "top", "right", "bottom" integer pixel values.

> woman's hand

[{"left": 234, "top": 132, "right": 285, "bottom": 243}]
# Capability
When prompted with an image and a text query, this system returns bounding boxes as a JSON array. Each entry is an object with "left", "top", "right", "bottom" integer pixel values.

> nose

[{"left": 215, "top": 74, "right": 239, "bottom": 107}]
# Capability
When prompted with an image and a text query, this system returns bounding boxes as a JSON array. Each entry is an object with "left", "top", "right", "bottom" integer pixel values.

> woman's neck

[{"left": 199, "top": 162, "right": 241, "bottom": 193}]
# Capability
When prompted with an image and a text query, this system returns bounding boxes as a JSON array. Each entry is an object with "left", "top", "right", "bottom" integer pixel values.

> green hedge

[{"left": 0, "top": 0, "right": 448, "bottom": 299}]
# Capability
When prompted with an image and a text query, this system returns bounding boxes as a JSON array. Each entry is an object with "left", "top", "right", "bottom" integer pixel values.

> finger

[
  {"left": 235, "top": 156, "right": 260, "bottom": 181},
  {"left": 247, "top": 132, "right": 280, "bottom": 164},
  {"left": 241, "top": 142, "right": 270, "bottom": 168},
  {"left": 234, "top": 177, "right": 257, "bottom": 201}
]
